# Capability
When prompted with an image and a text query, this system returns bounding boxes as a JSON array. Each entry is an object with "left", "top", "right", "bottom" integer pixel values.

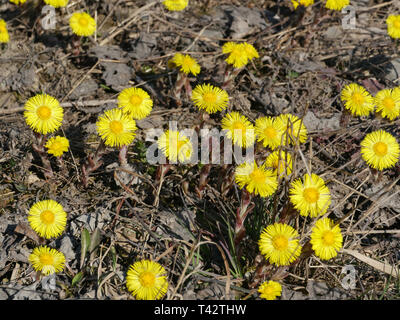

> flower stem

[
  {"left": 81, "top": 140, "right": 106, "bottom": 187},
  {"left": 234, "top": 189, "right": 254, "bottom": 254},
  {"left": 32, "top": 133, "right": 54, "bottom": 179}
]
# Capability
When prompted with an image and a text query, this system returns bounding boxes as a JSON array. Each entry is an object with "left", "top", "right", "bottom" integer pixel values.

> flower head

[
  {"left": 222, "top": 42, "right": 258, "bottom": 69},
  {"left": 374, "top": 88, "right": 400, "bottom": 121},
  {"left": 325, "top": 0, "right": 349, "bottom": 10},
  {"left": 24, "top": 94, "right": 64, "bottom": 135},
  {"left": 386, "top": 15, "right": 400, "bottom": 39},
  {"left": 69, "top": 12, "right": 96, "bottom": 37},
  {"left": 44, "top": 0, "right": 68, "bottom": 7},
  {"left": 259, "top": 223, "right": 302, "bottom": 266},
  {"left": 28, "top": 200, "right": 67, "bottom": 239},
  {"left": 126, "top": 260, "right": 169, "bottom": 300},
  {"left": 45, "top": 136, "right": 69, "bottom": 157},
  {"left": 0, "top": 19, "right": 10, "bottom": 43},
  {"left": 291, "top": 0, "right": 314, "bottom": 9},
  {"left": 117, "top": 87, "right": 153, "bottom": 120},
  {"left": 360, "top": 130, "right": 400, "bottom": 171},
  {"left": 235, "top": 161, "right": 278, "bottom": 198},
  {"left": 341, "top": 83, "right": 375, "bottom": 117},
  {"left": 163, "top": 0, "right": 188, "bottom": 11},
  {"left": 276, "top": 113, "right": 308, "bottom": 146},
  {"left": 289, "top": 173, "right": 331, "bottom": 218},
  {"left": 258, "top": 280, "right": 282, "bottom": 300},
  {"left": 255, "top": 116, "right": 284, "bottom": 150},
  {"left": 29, "top": 246, "right": 66, "bottom": 276},
  {"left": 169, "top": 53, "right": 200, "bottom": 76},
  {"left": 191, "top": 84, "right": 229, "bottom": 114},
  {"left": 96, "top": 108, "right": 137, "bottom": 148},
  {"left": 265, "top": 150, "right": 293, "bottom": 177},
  {"left": 157, "top": 130, "right": 193, "bottom": 163},
  {"left": 221, "top": 112, "right": 255, "bottom": 148},
  {"left": 9, "top": 0, "right": 27, "bottom": 4},
  {"left": 310, "top": 218, "right": 343, "bottom": 260}
]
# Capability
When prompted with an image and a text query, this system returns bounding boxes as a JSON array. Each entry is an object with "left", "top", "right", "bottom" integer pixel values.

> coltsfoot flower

[
  {"left": 29, "top": 246, "right": 65, "bottom": 275},
  {"left": 341, "top": 83, "right": 375, "bottom": 117},
  {"left": 325, "top": 0, "right": 349, "bottom": 11},
  {"left": 258, "top": 280, "right": 282, "bottom": 300},
  {"left": 45, "top": 136, "right": 69, "bottom": 157},
  {"left": 162, "top": 0, "right": 188, "bottom": 11},
  {"left": 28, "top": 200, "right": 67, "bottom": 239},
  {"left": 386, "top": 15, "right": 400, "bottom": 39},
  {"left": 310, "top": 218, "right": 343, "bottom": 260},
  {"left": 126, "top": 260, "right": 169, "bottom": 300},
  {"left": 259, "top": 223, "right": 302, "bottom": 266},
  {"left": 289, "top": 173, "right": 331, "bottom": 218},
  {"left": 44, "top": 0, "right": 68, "bottom": 7},
  {"left": 157, "top": 130, "right": 193, "bottom": 163},
  {"left": 222, "top": 42, "right": 258, "bottom": 69},
  {"left": 0, "top": 19, "right": 9, "bottom": 43},
  {"left": 235, "top": 161, "right": 278, "bottom": 198},
  {"left": 221, "top": 112, "right": 255, "bottom": 148},
  {"left": 374, "top": 88, "right": 400, "bottom": 121},
  {"left": 276, "top": 113, "right": 308, "bottom": 146},
  {"left": 360, "top": 130, "right": 400, "bottom": 171},
  {"left": 255, "top": 116, "right": 284, "bottom": 150},
  {"left": 70, "top": 12, "right": 96, "bottom": 37},
  {"left": 117, "top": 87, "right": 153, "bottom": 120},
  {"left": 291, "top": 0, "right": 314, "bottom": 9},
  {"left": 191, "top": 84, "right": 229, "bottom": 114},
  {"left": 265, "top": 150, "right": 293, "bottom": 176},
  {"left": 96, "top": 108, "right": 137, "bottom": 148},
  {"left": 169, "top": 53, "right": 200, "bottom": 76},
  {"left": 24, "top": 94, "right": 64, "bottom": 135}
]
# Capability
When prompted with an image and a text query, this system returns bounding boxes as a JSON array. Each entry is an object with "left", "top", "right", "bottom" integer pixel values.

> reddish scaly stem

[
  {"left": 81, "top": 140, "right": 106, "bottom": 187},
  {"left": 118, "top": 145, "right": 128, "bottom": 166},
  {"left": 234, "top": 189, "right": 254, "bottom": 250}
]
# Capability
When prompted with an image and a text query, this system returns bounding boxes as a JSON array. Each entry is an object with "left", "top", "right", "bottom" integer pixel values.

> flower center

[
  {"left": 373, "top": 142, "right": 388, "bottom": 157},
  {"left": 264, "top": 126, "right": 276, "bottom": 139},
  {"left": 394, "top": 19, "right": 400, "bottom": 29},
  {"left": 382, "top": 97, "right": 395, "bottom": 110},
  {"left": 40, "top": 210, "right": 55, "bottom": 225},
  {"left": 37, "top": 106, "right": 52, "bottom": 120},
  {"left": 249, "top": 168, "right": 266, "bottom": 184},
  {"left": 139, "top": 271, "right": 156, "bottom": 288},
  {"left": 351, "top": 92, "right": 365, "bottom": 106},
  {"left": 129, "top": 94, "right": 143, "bottom": 106},
  {"left": 322, "top": 230, "right": 335, "bottom": 246},
  {"left": 109, "top": 120, "right": 123, "bottom": 134},
  {"left": 79, "top": 17, "right": 89, "bottom": 26},
  {"left": 182, "top": 56, "right": 195, "bottom": 68},
  {"left": 39, "top": 253, "right": 54, "bottom": 266},
  {"left": 233, "top": 121, "right": 246, "bottom": 132},
  {"left": 303, "top": 187, "right": 319, "bottom": 203},
  {"left": 202, "top": 92, "right": 217, "bottom": 104},
  {"left": 272, "top": 235, "right": 289, "bottom": 251},
  {"left": 50, "top": 142, "right": 62, "bottom": 152}
]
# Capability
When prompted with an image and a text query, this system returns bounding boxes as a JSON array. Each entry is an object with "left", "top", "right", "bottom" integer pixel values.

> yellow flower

[
  {"left": 96, "top": 108, "right": 137, "bottom": 148},
  {"left": 126, "top": 260, "right": 169, "bottom": 300},
  {"left": 29, "top": 246, "right": 66, "bottom": 276},
  {"left": 289, "top": 173, "right": 331, "bottom": 218},
  {"left": 255, "top": 116, "right": 284, "bottom": 150},
  {"left": 221, "top": 112, "right": 255, "bottom": 148},
  {"left": 222, "top": 42, "right": 248, "bottom": 69},
  {"left": 276, "top": 113, "right": 308, "bottom": 146},
  {"left": 242, "top": 43, "right": 259, "bottom": 60},
  {"left": 386, "top": 15, "right": 400, "bottom": 39},
  {"left": 0, "top": 19, "right": 10, "bottom": 43},
  {"left": 169, "top": 53, "right": 200, "bottom": 76},
  {"left": 259, "top": 223, "right": 302, "bottom": 266},
  {"left": 28, "top": 200, "right": 67, "bottom": 239},
  {"left": 157, "top": 130, "right": 193, "bottom": 163},
  {"left": 265, "top": 150, "right": 293, "bottom": 176},
  {"left": 117, "top": 87, "right": 153, "bottom": 120},
  {"left": 191, "top": 83, "right": 229, "bottom": 114},
  {"left": 69, "top": 12, "right": 96, "bottom": 37},
  {"left": 162, "top": 0, "right": 188, "bottom": 11},
  {"left": 24, "top": 94, "right": 64, "bottom": 135},
  {"left": 258, "top": 280, "right": 282, "bottom": 300},
  {"left": 325, "top": 0, "right": 349, "bottom": 10},
  {"left": 44, "top": 0, "right": 68, "bottom": 7},
  {"left": 235, "top": 161, "right": 278, "bottom": 198},
  {"left": 310, "top": 218, "right": 343, "bottom": 260},
  {"left": 45, "top": 136, "right": 69, "bottom": 157},
  {"left": 291, "top": 0, "right": 314, "bottom": 9},
  {"left": 374, "top": 88, "right": 400, "bottom": 121},
  {"left": 360, "top": 130, "right": 400, "bottom": 171},
  {"left": 9, "top": 0, "right": 27, "bottom": 4},
  {"left": 340, "top": 83, "right": 375, "bottom": 117}
]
